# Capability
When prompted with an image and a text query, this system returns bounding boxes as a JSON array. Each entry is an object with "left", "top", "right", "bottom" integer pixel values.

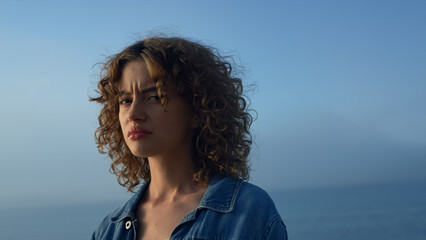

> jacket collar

[
  {"left": 198, "top": 176, "right": 242, "bottom": 213},
  {"left": 110, "top": 179, "right": 150, "bottom": 222},
  {"left": 110, "top": 176, "right": 242, "bottom": 222}
]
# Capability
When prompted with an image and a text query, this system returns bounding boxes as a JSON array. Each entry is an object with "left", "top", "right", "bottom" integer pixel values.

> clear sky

[{"left": 1, "top": 0, "right": 425, "bottom": 208}]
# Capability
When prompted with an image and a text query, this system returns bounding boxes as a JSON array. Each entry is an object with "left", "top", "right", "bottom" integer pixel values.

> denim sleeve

[{"left": 263, "top": 215, "right": 288, "bottom": 240}]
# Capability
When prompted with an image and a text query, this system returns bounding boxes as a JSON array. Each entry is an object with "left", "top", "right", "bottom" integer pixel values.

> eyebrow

[{"left": 119, "top": 86, "right": 157, "bottom": 97}]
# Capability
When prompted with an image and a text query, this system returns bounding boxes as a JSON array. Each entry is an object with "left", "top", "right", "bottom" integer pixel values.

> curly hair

[{"left": 90, "top": 37, "right": 253, "bottom": 192}]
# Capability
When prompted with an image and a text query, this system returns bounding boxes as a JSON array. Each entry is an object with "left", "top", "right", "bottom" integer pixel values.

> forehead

[{"left": 118, "top": 60, "right": 154, "bottom": 90}]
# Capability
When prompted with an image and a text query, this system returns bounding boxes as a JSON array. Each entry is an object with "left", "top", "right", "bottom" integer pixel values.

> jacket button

[{"left": 125, "top": 220, "right": 132, "bottom": 230}]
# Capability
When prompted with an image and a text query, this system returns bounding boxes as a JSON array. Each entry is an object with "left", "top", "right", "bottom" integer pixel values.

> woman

[{"left": 91, "top": 37, "right": 287, "bottom": 240}]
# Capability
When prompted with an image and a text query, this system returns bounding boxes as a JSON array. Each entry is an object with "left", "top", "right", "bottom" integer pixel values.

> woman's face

[{"left": 118, "top": 60, "right": 196, "bottom": 158}]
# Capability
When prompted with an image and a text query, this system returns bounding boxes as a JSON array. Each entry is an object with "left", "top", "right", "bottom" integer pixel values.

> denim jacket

[{"left": 92, "top": 176, "right": 288, "bottom": 239}]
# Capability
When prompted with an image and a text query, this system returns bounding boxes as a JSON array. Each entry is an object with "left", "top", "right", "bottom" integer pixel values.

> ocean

[
  {"left": 1, "top": 180, "right": 425, "bottom": 240},
  {"left": 271, "top": 180, "right": 426, "bottom": 240}
]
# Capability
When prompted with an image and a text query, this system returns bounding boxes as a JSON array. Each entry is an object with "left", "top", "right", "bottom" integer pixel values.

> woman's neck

[{"left": 146, "top": 151, "right": 204, "bottom": 202}]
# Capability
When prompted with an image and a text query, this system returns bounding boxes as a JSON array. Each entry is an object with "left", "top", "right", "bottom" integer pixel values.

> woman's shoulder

[
  {"left": 205, "top": 176, "right": 281, "bottom": 219},
  {"left": 204, "top": 176, "right": 287, "bottom": 239},
  {"left": 91, "top": 204, "right": 124, "bottom": 239},
  {"left": 236, "top": 180, "right": 281, "bottom": 215},
  {"left": 239, "top": 181, "right": 274, "bottom": 200},
  {"left": 92, "top": 182, "right": 149, "bottom": 239}
]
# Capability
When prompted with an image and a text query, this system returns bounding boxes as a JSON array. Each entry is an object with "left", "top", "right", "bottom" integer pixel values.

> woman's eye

[
  {"left": 119, "top": 99, "right": 132, "bottom": 105},
  {"left": 147, "top": 95, "right": 160, "bottom": 103}
]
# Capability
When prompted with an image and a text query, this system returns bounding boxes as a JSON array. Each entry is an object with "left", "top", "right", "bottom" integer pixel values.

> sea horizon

[{"left": 1, "top": 179, "right": 425, "bottom": 240}]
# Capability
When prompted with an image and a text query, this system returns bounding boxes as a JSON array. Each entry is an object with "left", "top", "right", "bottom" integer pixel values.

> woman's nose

[{"left": 127, "top": 99, "right": 146, "bottom": 122}]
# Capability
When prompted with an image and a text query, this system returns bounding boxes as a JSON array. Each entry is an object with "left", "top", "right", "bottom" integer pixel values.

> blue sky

[{"left": 0, "top": 0, "right": 425, "bottom": 208}]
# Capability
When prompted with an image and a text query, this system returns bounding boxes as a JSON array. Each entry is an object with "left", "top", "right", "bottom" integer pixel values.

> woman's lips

[{"left": 128, "top": 126, "right": 152, "bottom": 140}]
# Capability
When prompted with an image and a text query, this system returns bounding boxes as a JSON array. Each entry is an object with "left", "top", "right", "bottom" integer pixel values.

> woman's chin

[
  {"left": 129, "top": 147, "right": 152, "bottom": 158},
  {"left": 130, "top": 150, "right": 147, "bottom": 158}
]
